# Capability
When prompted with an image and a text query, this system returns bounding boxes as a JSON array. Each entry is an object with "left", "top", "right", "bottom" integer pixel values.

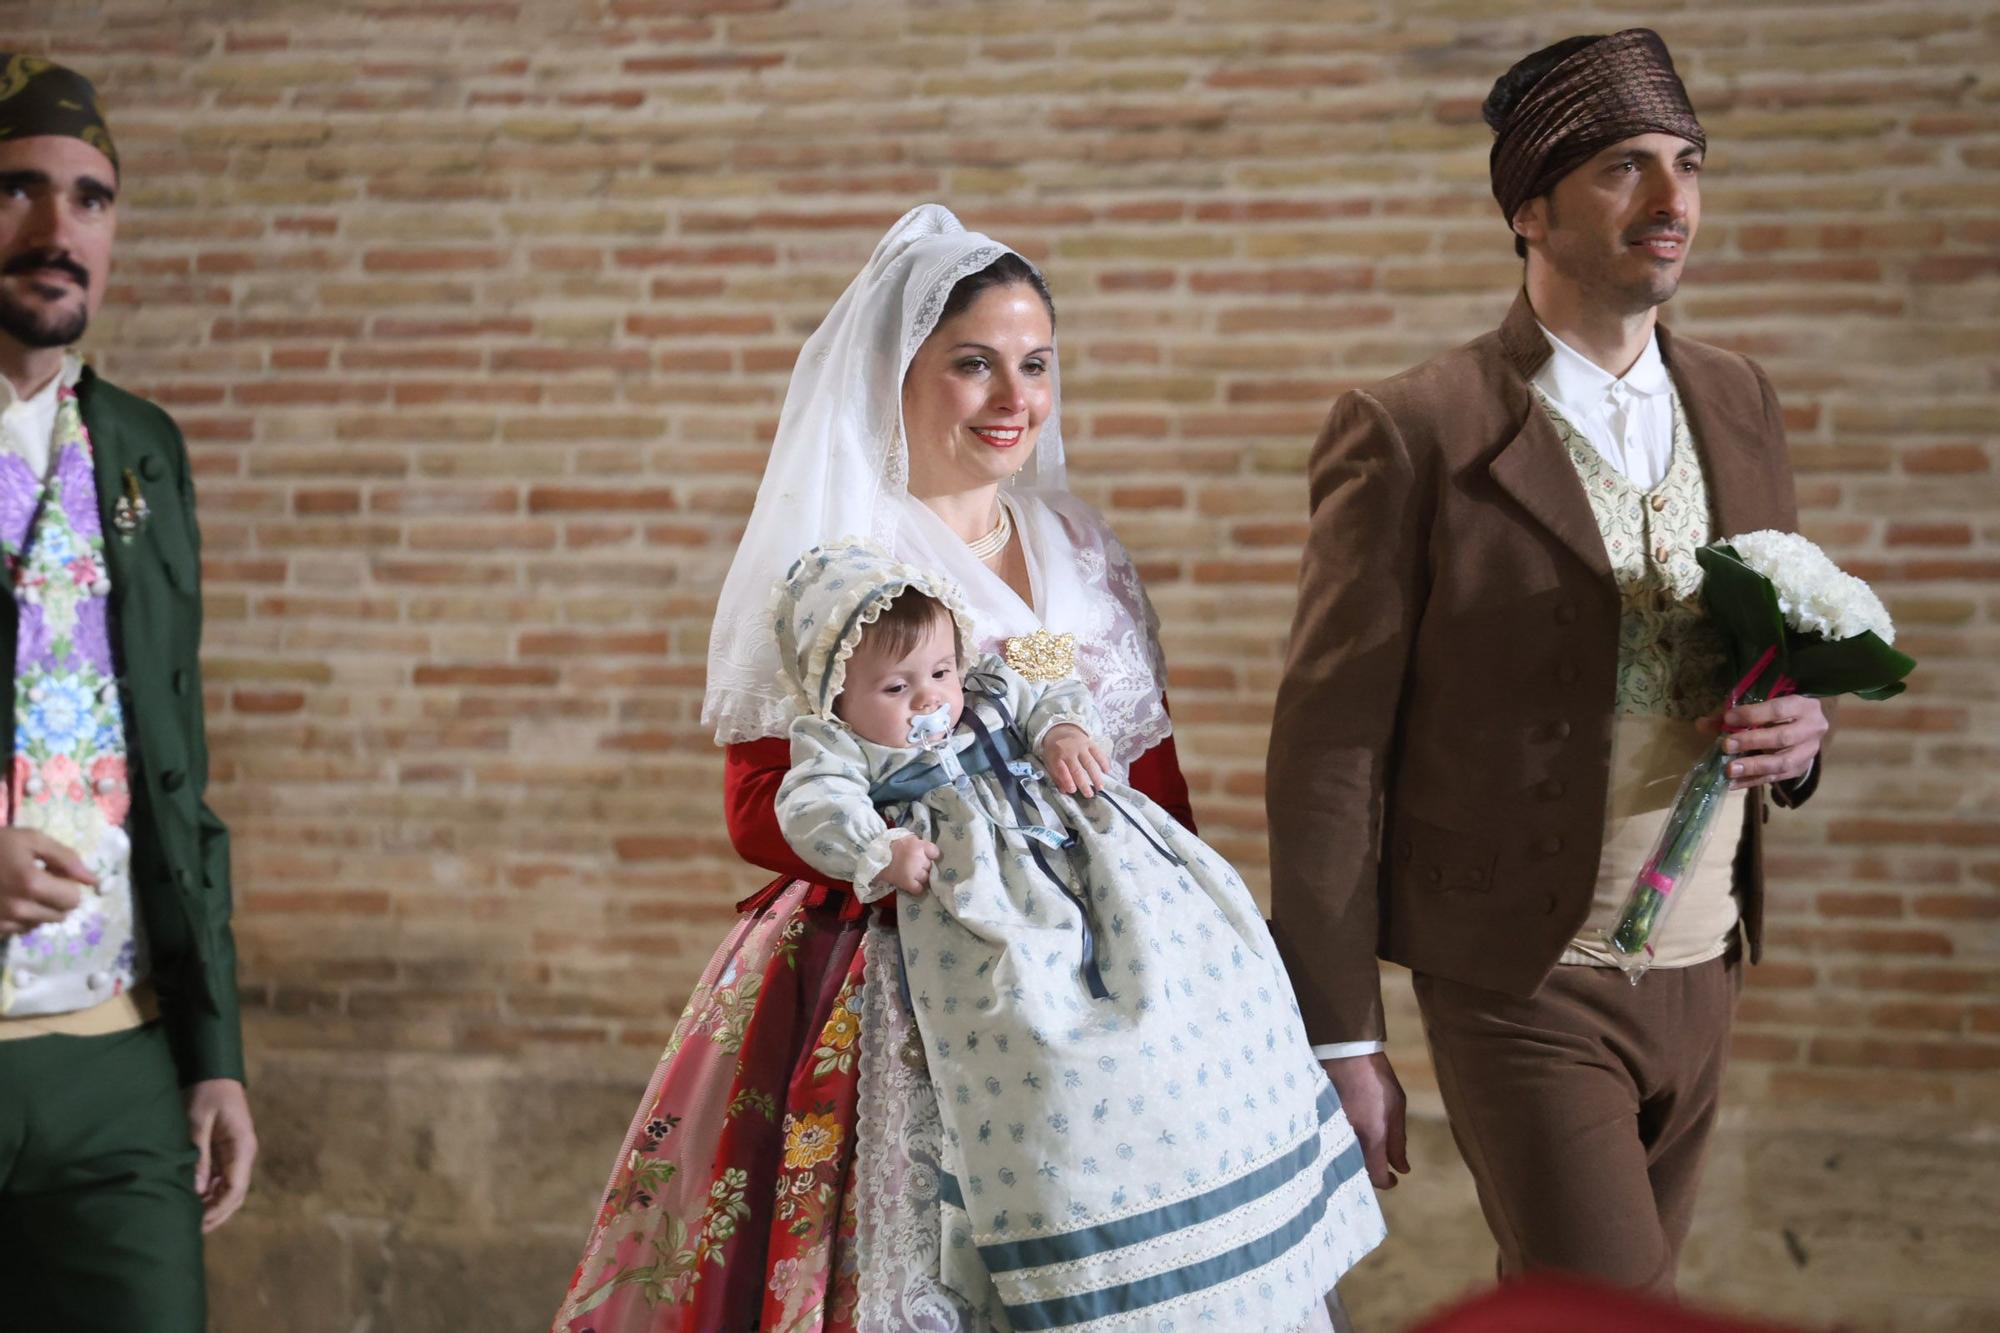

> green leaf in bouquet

[
  {"left": 1854, "top": 682, "right": 1907, "bottom": 701},
  {"left": 1783, "top": 630, "right": 1915, "bottom": 698},
  {"left": 1695, "top": 543, "right": 1791, "bottom": 684}
]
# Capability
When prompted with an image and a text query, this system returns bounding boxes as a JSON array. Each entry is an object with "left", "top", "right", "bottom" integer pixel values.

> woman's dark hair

[
  {"left": 1483, "top": 35, "right": 1605, "bottom": 257},
  {"left": 855, "top": 589, "right": 954, "bottom": 668},
  {"left": 935, "top": 252, "right": 1056, "bottom": 330}
]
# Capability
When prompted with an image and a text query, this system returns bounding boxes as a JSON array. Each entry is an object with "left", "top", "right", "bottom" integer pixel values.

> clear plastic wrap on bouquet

[{"left": 1601, "top": 740, "right": 1735, "bottom": 981}]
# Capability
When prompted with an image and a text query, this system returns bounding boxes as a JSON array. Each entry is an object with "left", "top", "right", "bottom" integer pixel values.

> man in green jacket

[{"left": 0, "top": 54, "right": 254, "bottom": 1331}]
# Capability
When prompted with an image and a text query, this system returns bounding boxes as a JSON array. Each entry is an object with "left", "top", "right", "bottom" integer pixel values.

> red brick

[
  {"left": 1912, "top": 894, "right": 2000, "bottom": 921},
  {"left": 369, "top": 487, "right": 521, "bottom": 516},
  {"left": 241, "top": 889, "right": 392, "bottom": 915},
  {"left": 1808, "top": 1037, "right": 2000, "bottom": 1073},
  {"left": 1098, "top": 269, "right": 1177, "bottom": 291},
  {"left": 625, "top": 313, "right": 774, "bottom": 337},
  {"left": 362, "top": 248, "right": 507, "bottom": 273},
  {"left": 1903, "top": 445, "right": 1991, "bottom": 475},
  {"left": 1190, "top": 266, "right": 1373, "bottom": 295},
  {"left": 491, "top": 348, "right": 650, "bottom": 375},
  {"left": 1886, "top": 522, "right": 1973, "bottom": 546},
  {"left": 526, "top": 486, "right": 678, "bottom": 514},
  {"left": 1868, "top": 1001, "right": 1969, "bottom": 1033},
  {"left": 412, "top": 665, "right": 559, "bottom": 688},
  {"left": 232, "top": 690, "right": 308, "bottom": 714},
  {"left": 1191, "top": 559, "right": 1300, "bottom": 584},
  {"left": 613, "top": 244, "right": 777, "bottom": 267},
  {"left": 293, "top": 489, "right": 362, "bottom": 516},
  {"left": 373, "top": 317, "right": 533, "bottom": 339},
  {"left": 1828, "top": 818, "right": 2000, "bottom": 847},
  {"left": 1108, "top": 486, "right": 1186, "bottom": 509},
  {"left": 212, "top": 317, "right": 363, "bottom": 340},
  {"left": 517, "top": 631, "right": 669, "bottom": 657},
  {"left": 1815, "top": 891, "right": 1906, "bottom": 919},
  {"left": 622, "top": 52, "right": 783, "bottom": 75}
]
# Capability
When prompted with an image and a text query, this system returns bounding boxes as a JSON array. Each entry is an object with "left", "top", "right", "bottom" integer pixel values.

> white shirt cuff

[
  {"left": 854, "top": 827, "right": 914, "bottom": 904},
  {"left": 1311, "top": 1040, "right": 1385, "bottom": 1060}
]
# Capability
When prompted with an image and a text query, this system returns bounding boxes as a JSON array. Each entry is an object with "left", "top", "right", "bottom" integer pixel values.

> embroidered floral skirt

[
  {"left": 553, "top": 881, "right": 988, "bottom": 1333},
  {"left": 551, "top": 880, "right": 1364, "bottom": 1333}
]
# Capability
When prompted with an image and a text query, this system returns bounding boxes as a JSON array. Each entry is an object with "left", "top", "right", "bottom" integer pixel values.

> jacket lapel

[
  {"left": 1485, "top": 292, "right": 1615, "bottom": 583},
  {"left": 77, "top": 369, "right": 134, "bottom": 597},
  {"left": 1658, "top": 325, "right": 1789, "bottom": 540},
  {"left": 75, "top": 368, "right": 157, "bottom": 676}
]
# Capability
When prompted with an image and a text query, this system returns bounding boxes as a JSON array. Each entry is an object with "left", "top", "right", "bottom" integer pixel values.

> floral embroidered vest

[
  {"left": 0, "top": 385, "right": 145, "bottom": 1016},
  {"left": 1537, "top": 386, "right": 1730, "bottom": 721}
]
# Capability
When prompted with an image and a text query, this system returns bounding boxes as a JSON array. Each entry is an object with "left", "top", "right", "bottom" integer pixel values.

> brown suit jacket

[{"left": 1266, "top": 292, "right": 1812, "bottom": 1044}]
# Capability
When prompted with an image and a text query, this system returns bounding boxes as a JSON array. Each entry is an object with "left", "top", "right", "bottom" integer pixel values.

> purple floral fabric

[{"left": 0, "top": 386, "right": 144, "bottom": 1018}]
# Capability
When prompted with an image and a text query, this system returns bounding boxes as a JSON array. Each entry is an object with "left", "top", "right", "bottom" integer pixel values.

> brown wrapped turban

[
  {"left": 0, "top": 54, "right": 118, "bottom": 175},
  {"left": 1489, "top": 29, "right": 1702, "bottom": 228}
]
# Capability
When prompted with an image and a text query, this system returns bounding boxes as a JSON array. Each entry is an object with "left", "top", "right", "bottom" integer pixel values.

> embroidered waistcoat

[
  {"left": 1538, "top": 386, "right": 1730, "bottom": 721},
  {"left": 0, "top": 386, "right": 146, "bottom": 1016},
  {"left": 1541, "top": 386, "right": 1744, "bottom": 968}
]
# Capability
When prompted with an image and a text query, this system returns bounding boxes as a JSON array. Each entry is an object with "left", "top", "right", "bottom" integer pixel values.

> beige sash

[
  {"left": 0, "top": 978, "right": 157, "bottom": 1040},
  {"left": 1565, "top": 715, "right": 1742, "bottom": 969}
]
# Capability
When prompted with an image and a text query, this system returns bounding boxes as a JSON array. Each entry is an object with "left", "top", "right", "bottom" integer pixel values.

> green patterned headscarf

[{"left": 0, "top": 54, "right": 118, "bottom": 175}]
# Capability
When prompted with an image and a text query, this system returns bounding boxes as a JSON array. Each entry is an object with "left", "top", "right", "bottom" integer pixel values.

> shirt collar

[
  {"left": 1534, "top": 324, "right": 1670, "bottom": 405},
  {"left": 0, "top": 352, "right": 84, "bottom": 412}
]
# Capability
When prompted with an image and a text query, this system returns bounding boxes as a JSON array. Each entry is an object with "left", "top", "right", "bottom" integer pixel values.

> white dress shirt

[
  {"left": 1531, "top": 323, "right": 1676, "bottom": 490},
  {"left": 0, "top": 354, "right": 83, "bottom": 481},
  {"left": 1308, "top": 324, "right": 1679, "bottom": 1064}
]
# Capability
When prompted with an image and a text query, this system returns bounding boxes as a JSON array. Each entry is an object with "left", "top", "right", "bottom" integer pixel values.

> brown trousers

[{"left": 1413, "top": 949, "right": 1741, "bottom": 1293}]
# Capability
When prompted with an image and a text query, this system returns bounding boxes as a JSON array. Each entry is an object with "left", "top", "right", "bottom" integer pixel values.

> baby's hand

[
  {"left": 881, "top": 836, "right": 939, "bottom": 896},
  {"left": 1042, "top": 724, "right": 1110, "bottom": 798}
]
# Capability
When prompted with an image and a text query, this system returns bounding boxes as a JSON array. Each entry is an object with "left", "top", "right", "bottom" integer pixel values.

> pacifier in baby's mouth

[{"left": 907, "top": 702, "right": 954, "bottom": 750}]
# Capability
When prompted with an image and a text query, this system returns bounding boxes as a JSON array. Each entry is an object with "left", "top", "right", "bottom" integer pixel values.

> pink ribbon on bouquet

[
  {"left": 1634, "top": 647, "right": 1800, "bottom": 902},
  {"left": 1720, "top": 644, "right": 1797, "bottom": 733}
]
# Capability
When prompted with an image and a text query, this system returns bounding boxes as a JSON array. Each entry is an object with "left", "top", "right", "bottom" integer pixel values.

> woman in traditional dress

[{"left": 552, "top": 205, "right": 1370, "bottom": 1332}]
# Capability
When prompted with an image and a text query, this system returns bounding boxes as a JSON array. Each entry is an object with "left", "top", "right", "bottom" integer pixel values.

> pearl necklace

[{"left": 964, "top": 501, "right": 1014, "bottom": 562}]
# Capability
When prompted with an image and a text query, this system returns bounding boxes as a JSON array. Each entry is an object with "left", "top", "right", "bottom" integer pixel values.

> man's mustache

[{"left": 2, "top": 250, "right": 90, "bottom": 289}]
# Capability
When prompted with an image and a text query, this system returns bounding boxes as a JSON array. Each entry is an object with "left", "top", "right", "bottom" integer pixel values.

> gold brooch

[{"left": 1003, "top": 628, "right": 1076, "bottom": 682}]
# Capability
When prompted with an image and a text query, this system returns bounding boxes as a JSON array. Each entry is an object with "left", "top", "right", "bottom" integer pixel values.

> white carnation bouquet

[
  {"left": 1728, "top": 531, "right": 1897, "bottom": 644},
  {"left": 1604, "top": 530, "right": 1915, "bottom": 979}
]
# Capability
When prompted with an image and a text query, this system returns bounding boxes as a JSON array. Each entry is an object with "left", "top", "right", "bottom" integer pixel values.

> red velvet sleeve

[
  {"left": 1126, "top": 696, "right": 1197, "bottom": 833},
  {"left": 724, "top": 736, "right": 848, "bottom": 889},
  {"left": 728, "top": 695, "right": 1194, "bottom": 895}
]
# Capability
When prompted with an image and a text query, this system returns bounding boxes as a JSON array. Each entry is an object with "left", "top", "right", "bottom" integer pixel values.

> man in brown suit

[{"left": 1266, "top": 31, "right": 1829, "bottom": 1291}]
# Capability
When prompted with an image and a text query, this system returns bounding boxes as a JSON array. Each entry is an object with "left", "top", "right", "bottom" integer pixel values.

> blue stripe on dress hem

[
  {"left": 962, "top": 1081, "right": 1339, "bottom": 1274},
  {"left": 999, "top": 1137, "right": 1367, "bottom": 1331}
]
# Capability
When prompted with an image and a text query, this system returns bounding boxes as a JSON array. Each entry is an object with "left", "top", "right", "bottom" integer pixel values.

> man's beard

[
  {"left": 1542, "top": 201, "right": 1685, "bottom": 314},
  {"left": 1601, "top": 258, "right": 1681, "bottom": 313},
  {"left": 1551, "top": 235, "right": 1682, "bottom": 316},
  {"left": 0, "top": 288, "right": 89, "bottom": 349}
]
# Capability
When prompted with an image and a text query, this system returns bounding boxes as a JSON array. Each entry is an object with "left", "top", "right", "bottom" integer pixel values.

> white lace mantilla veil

[{"left": 701, "top": 203, "right": 1172, "bottom": 765}]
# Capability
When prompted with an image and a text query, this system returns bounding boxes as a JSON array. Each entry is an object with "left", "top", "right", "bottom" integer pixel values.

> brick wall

[{"left": 9, "top": 1, "right": 1997, "bottom": 1328}]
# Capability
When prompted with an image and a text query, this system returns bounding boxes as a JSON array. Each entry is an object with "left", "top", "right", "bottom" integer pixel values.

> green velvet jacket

[{"left": 0, "top": 367, "right": 243, "bottom": 1084}]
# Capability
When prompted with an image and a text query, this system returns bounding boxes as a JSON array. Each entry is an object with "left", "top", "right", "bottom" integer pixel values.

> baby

[
  {"left": 788, "top": 579, "right": 1111, "bottom": 908},
  {"left": 770, "top": 540, "right": 1383, "bottom": 1333}
]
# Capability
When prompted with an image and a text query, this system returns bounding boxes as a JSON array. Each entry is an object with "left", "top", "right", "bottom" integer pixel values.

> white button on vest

[{"left": 87, "top": 970, "right": 110, "bottom": 992}]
